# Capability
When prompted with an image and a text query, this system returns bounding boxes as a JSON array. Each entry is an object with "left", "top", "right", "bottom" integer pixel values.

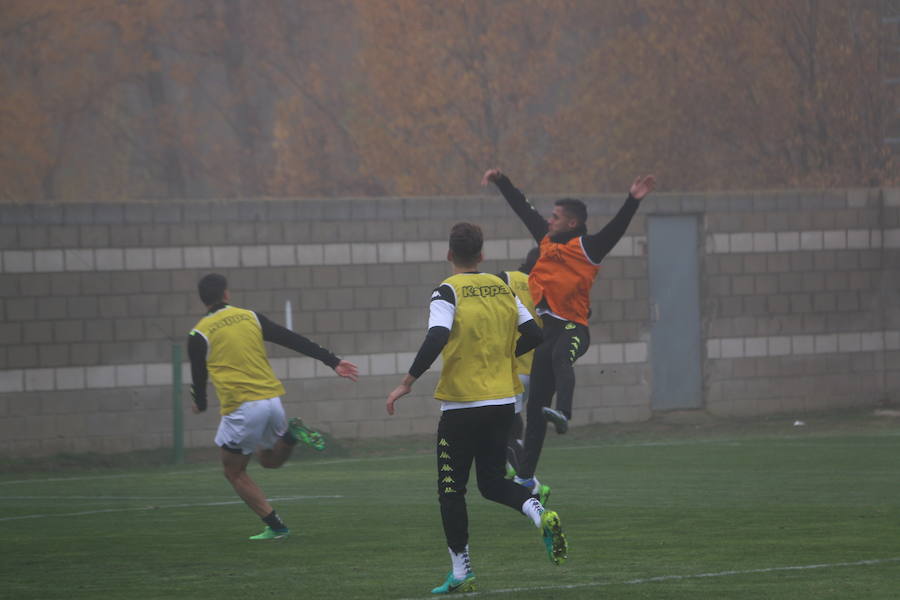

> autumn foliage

[{"left": 0, "top": 0, "right": 896, "bottom": 202}]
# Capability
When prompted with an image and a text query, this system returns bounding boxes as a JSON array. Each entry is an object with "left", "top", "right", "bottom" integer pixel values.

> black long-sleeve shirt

[
  {"left": 494, "top": 174, "right": 642, "bottom": 264},
  {"left": 187, "top": 305, "right": 339, "bottom": 411}
]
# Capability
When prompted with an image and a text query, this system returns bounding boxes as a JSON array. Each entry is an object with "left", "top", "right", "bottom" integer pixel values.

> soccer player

[
  {"left": 482, "top": 168, "right": 656, "bottom": 491},
  {"left": 386, "top": 223, "right": 566, "bottom": 595},
  {"left": 496, "top": 247, "right": 541, "bottom": 485},
  {"left": 188, "top": 273, "right": 358, "bottom": 540}
]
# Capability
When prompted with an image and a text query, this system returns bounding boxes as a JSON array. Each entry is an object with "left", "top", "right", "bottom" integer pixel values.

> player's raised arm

[
  {"left": 580, "top": 174, "right": 656, "bottom": 264},
  {"left": 630, "top": 174, "right": 656, "bottom": 200},
  {"left": 482, "top": 168, "right": 548, "bottom": 242}
]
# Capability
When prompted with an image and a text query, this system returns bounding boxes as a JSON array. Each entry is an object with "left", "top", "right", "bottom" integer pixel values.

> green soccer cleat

[
  {"left": 538, "top": 483, "right": 551, "bottom": 507},
  {"left": 505, "top": 462, "right": 517, "bottom": 480},
  {"left": 540, "top": 510, "right": 568, "bottom": 566},
  {"left": 431, "top": 571, "right": 476, "bottom": 594},
  {"left": 288, "top": 417, "right": 326, "bottom": 451},
  {"left": 249, "top": 526, "right": 290, "bottom": 540}
]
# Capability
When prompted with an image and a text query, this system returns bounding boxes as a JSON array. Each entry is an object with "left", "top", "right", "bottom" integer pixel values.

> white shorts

[
  {"left": 515, "top": 374, "right": 530, "bottom": 414},
  {"left": 214, "top": 397, "right": 288, "bottom": 455}
]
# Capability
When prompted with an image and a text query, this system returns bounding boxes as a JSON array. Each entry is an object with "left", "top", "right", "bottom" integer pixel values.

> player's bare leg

[
  {"left": 221, "top": 448, "right": 272, "bottom": 517},
  {"left": 221, "top": 448, "right": 291, "bottom": 539},
  {"left": 257, "top": 438, "right": 294, "bottom": 469}
]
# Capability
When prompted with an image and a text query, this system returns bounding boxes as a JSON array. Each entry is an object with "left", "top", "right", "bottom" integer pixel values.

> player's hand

[
  {"left": 481, "top": 168, "right": 502, "bottom": 186},
  {"left": 334, "top": 360, "right": 359, "bottom": 381},
  {"left": 386, "top": 383, "right": 412, "bottom": 415},
  {"left": 630, "top": 174, "right": 656, "bottom": 200}
]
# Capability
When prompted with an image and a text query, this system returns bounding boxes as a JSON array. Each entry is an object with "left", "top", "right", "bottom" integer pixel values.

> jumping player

[{"left": 482, "top": 168, "right": 656, "bottom": 492}]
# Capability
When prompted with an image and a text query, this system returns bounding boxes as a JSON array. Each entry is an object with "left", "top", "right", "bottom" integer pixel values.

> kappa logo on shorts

[
  {"left": 440, "top": 451, "right": 450, "bottom": 459},
  {"left": 439, "top": 438, "right": 449, "bottom": 447},
  {"left": 565, "top": 322, "right": 576, "bottom": 330},
  {"left": 441, "top": 464, "right": 453, "bottom": 472},
  {"left": 441, "top": 476, "right": 455, "bottom": 484}
]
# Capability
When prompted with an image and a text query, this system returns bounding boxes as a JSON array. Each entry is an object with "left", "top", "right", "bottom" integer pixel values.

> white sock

[
  {"left": 522, "top": 497, "right": 545, "bottom": 528},
  {"left": 449, "top": 545, "right": 472, "bottom": 579}
]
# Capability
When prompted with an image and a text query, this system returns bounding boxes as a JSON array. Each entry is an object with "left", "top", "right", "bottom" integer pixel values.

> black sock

[{"left": 263, "top": 510, "right": 287, "bottom": 531}]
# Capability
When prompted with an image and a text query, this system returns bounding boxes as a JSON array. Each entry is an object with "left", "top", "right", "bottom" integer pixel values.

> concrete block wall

[
  {"left": 700, "top": 189, "right": 899, "bottom": 416},
  {"left": 1, "top": 188, "right": 898, "bottom": 457}
]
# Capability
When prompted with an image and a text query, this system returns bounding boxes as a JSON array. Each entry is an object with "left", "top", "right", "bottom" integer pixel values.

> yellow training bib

[
  {"left": 434, "top": 273, "right": 523, "bottom": 402},
  {"left": 191, "top": 306, "right": 285, "bottom": 415},
  {"left": 506, "top": 270, "right": 540, "bottom": 376}
]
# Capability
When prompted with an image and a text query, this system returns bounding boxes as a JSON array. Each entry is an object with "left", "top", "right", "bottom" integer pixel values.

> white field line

[
  {"left": 0, "top": 440, "right": 810, "bottom": 486},
  {"left": 547, "top": 436, "right": 900, "bottom": 454},
  {"left": 0, "top": 452, "right": 433, "bottom": 486},
  {"left": 0, "top": 468, "right": 219, "bottom": 486},
  {"left": 0, "top": 494, "right": 342, "bottom": 522},
  {"left": 395, "top": 557, "right": 900, "bottom": 600},
  {"left": 0, "top": 495, "right": 234, "bottom": 501},
  {"left": 4, "top": 431, "right": 900, "bottom": 487}
]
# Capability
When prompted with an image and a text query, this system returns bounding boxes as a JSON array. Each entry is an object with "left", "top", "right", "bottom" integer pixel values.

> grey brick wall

[{"left": 1, "top": 188, "right": 898, "bottom": 457}]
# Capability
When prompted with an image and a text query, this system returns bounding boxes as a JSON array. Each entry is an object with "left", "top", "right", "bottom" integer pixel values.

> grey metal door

[{"left": 648, "top": 215, "right": 703, "bottom": 410}]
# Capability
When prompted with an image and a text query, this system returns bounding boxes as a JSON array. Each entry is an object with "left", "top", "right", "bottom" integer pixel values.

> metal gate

[{"left": 648, "top": 215, "right": 703, "bottom": 410}]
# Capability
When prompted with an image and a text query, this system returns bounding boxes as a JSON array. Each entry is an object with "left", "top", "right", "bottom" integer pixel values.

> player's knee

[
  {"left": 477, "top": 481, "right": 504, "bottom": 502},
  {"left": 222, "top": 461, "right": 246, "bottom": 482},
  {"left": 552, "top": 357, "right": 575, "bottom": 373},
  {"left": 258, "top": 454, "right": 284, "bottom": 469}
]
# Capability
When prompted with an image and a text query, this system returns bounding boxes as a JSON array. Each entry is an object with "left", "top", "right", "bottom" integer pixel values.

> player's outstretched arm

[
  {"left": 481, "top": 168, "right": 548, "bottom": 242},
  {"left": 334, "top": 360, "right": 359, "bottom": 381},
  {"left": 256, "top": 311, "right": 343, "bottom": 366}
]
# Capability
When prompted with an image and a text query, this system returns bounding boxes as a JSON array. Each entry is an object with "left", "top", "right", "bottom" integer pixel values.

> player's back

[
  {"left": 435, "top": 273, "right": 522, "bottom": 402},
  {"left": 192, "top": 305, "right": 284, "bottom": 414}
]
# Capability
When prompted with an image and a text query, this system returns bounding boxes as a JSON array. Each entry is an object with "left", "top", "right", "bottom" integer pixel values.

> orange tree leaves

[
  {"left": 1, "top": 1, "right": 896, "bottom": 202},
  {"left": 334, "top": 0, "right": 578, "bottom": 196},
  {"left": 548, "top": 0, "right": 896, "bottom": 191}
]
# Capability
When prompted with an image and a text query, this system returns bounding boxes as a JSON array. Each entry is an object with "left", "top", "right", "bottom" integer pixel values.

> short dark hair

[
  {"left": 198, "top": 273, "right": 228, "bottom": 306},
  {"left": 555, "top": 198, "right": 587, "bottom": 226},
  {"left": 449, "top": 222, "right": 483, "bottom": 266}
]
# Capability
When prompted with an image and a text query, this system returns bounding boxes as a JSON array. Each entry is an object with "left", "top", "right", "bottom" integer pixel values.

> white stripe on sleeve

[{"left": 515, "top": 296, "right": 533, "bottom": 326}]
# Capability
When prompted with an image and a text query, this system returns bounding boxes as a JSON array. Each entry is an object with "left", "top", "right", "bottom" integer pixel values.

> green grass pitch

[{"left": 2, "top": 411, "right": 899, "bottom": 599}]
